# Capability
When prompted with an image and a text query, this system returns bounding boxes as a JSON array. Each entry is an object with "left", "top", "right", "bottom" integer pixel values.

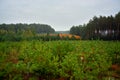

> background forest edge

[{"left": 0, "top": 12, "right": 120, "bottom": 41}]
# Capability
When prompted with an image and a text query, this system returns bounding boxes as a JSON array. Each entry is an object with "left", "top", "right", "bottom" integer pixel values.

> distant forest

[
  {"left": 0, "top": 12, "right": 120, "bottom": 41},
  {"left": 0, "top": 24, "right": 55, "bottom": 41},
  {"left": 0, "top": 23, "right": 55, "bottom": 34},
  {"left": 70, "top": 12, "right": 120, "bottom": 40}
]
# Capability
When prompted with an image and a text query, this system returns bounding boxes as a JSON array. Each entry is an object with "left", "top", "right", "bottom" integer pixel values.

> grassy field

[{"left": 0, "top": 40, "right": 120, "bottom": 80}]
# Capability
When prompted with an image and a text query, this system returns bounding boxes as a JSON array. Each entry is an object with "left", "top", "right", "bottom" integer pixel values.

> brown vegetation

[{"left": 59, "top": 33, "right": 81, "bottom": 39}]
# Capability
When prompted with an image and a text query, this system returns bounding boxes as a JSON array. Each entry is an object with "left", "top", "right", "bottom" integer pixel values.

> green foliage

[
  {"left": 70, "top": 12, "right": 120, "bottom": 40},
  {"left": 0, "top": 23, "right": 55, "bottom": 34},
  {"left": 0, "top": 23, "right": 56, "bottom": 41},
  {"left": 0, "top": 41, "right": 120, "bottom": 80}
]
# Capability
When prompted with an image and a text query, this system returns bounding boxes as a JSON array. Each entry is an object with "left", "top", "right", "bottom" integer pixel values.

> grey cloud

[{"left": 0, "top": 0, "right": 120, "bottom": 30}]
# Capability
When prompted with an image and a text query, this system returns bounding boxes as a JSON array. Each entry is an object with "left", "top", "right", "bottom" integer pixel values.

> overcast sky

[{"left": 0, "top": 0, "right": 120, "bottom": 31}]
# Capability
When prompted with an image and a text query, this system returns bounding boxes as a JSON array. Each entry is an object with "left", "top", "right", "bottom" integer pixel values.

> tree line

[
  {"left": 0, "top": 12, "right": 120, "bottom": 41},
  {"left": 0, "top": 23, "right": 80, "bottom": 41},
  {"left": 70, "top": 12, "right": 120, "bottom": 40},
  {"left": 0, "top": 23, "right": 55, "bottom": 33},
  {"left": 0, "top": 23, "right": 55, "bottom": 41}
]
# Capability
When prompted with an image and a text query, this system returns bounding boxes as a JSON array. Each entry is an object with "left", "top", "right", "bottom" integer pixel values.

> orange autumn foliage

[
  {"left": 111, "top": 64, "right": 120, "bottom": 71},
  {"left": 59, "top": 34, "right": 81, "bottom": 39}
]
